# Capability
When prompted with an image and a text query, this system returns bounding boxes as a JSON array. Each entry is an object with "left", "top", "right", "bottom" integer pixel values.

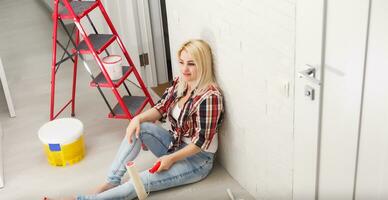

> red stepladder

[{"left": 50, "top": 0, "right": 155, "bottom": 121}]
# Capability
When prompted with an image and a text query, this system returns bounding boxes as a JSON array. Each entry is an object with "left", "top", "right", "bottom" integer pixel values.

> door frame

[
  {"left": 133, "top": 0, "right": 158, "bottom": 87},
  {"left": 93, "top": 0, "right": 158, "bottom": 88},
  {"left": 148, "top": 0, "right": 170, "bottom": 84}
]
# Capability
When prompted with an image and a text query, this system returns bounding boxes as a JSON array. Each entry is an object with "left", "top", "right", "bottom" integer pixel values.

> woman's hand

[
  {"left": 126, "top": 117, "right": 141, "bottom": 143},
  {"left": 153, "top": 144, "right": 201, "bottom": 173},
  {"left": 155, "top": 154, "right": 176, "bottom": 173}
]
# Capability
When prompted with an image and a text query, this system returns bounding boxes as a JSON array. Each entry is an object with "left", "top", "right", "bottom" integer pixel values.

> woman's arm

[
  {"left": 126, "top": 78, "right": 178, "bottom": 143},
  {"left": 156, "top": 143, "right": 201, "bottom": 173},
  {"left": 136, "top": 107, "right": 162, "bottom": 123},
  {"left": 126, "top": 107, "right": 161, "bottom": 143}
]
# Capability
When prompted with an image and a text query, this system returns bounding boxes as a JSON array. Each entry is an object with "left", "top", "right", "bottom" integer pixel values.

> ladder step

[
  {"left": 90, "top": 66, "right": 134, "bottom": 88},
  {"left": 59, "top": 1, "right": 99, "bottom": 19},
  {"left": 76, "top": 34, "right": 116, "bottom": 54},
  {"left": 109, "top": 96, "right": 149, "bottom": 119}
]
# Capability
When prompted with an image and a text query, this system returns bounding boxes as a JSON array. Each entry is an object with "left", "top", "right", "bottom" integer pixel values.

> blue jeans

[{"left": 77, "top": 122, "right": 214, "bottom": 200}]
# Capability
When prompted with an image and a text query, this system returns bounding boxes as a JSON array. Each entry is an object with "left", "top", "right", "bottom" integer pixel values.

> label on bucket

[{"left": 49, "top": 144, "right": 61, "bottom": 151}]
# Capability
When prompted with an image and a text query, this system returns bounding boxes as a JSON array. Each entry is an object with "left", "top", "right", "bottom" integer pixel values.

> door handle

[{"left": 298, "top": 64, "right": 321, "bottom": 85}]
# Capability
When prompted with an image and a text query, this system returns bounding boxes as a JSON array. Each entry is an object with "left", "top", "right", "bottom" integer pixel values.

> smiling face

[{"left": 179, "top": 50, "right": 198, "bottom": 84}]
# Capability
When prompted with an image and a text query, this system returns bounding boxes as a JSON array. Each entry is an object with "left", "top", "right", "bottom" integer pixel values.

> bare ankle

[{"left": 94, "top": 182, "right": 117, "bottom": 194}]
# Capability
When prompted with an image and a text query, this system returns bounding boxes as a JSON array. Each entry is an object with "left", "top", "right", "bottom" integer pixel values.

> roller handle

[{"left": 149, "top": 161, "right": 161, "bottom": 174}]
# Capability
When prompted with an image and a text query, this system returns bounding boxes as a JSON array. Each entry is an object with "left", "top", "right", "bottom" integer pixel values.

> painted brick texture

[{"left": 166, "top": 1, "right": 295, "bottom": 199}]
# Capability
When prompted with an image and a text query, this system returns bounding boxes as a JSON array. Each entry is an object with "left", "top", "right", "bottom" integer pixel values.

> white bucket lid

[
  {"left": 102, "top": 55, "right": 122, "bottom": 65},
  {"left": 38, "top": 118, "right": 84, "bottom": 145}
]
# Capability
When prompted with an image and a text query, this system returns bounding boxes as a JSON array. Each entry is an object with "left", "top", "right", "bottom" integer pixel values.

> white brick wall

[{"left": 166, "top": 1, "right": 295, "bottom": 199}]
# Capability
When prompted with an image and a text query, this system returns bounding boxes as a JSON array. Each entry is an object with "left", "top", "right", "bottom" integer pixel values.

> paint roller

[{"left": 126, "top": 161, "right": 161, "bottom": 200}]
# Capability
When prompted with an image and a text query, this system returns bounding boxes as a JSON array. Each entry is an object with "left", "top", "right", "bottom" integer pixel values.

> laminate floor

[{"left": 0, "top": 1, "right": 254, "bottom": 199}]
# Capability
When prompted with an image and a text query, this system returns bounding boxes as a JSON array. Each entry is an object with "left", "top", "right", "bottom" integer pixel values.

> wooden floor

[
  {"left": 151, "top": 82, "right": 171, "bottom": 97},
  {"left": 0, "top": 1, "right": 254, "bottom": 199}
]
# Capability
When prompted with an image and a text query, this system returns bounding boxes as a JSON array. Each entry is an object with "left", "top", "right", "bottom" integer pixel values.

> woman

[{"left": 77, "top": 39, "right": 224, "bottom": 200}]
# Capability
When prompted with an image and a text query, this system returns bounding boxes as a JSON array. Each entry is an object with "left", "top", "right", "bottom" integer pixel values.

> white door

[
  {"left": 355, "top": 1, "right": 388, "bottom": 199},
  {"left": 293, "top": 0, "right": 325, "bottom": 199},
  {"left": 317, "top": 0, "right": 370, "bottom": 199},
  {"left": 88, "top": 0, "right": 157, "bottom": 87},
  {"left": 294, "top": 0, "right": 387, "bottom": 199}
]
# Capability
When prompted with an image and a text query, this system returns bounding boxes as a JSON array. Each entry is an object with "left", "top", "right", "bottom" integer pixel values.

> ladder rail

[
  {"left": 55, "top": 23, "right": 76, "bottom": 73},
  {"left": 55, "top": 40, "right": 75, "bottom": 68},
  {"left": 81, "top": 59, "right": 116, "bottom": 116},
  {"left": 71, "top": 28, "right": 80, "bottom": 116},
  {"left": 50, "top": 0, "right": 60, "bottom": 120},
  {"left": 51, "top": 0, "right": 155, "bottom": 120},
  {"left": 61, "top": 0, "right": 133, "bottom": 118},
  {"left": 84, "top": 12, "right": 133, "bottom": 101},
  {"left": 53, "top": 99, "right": 72, "bottom": 119},
  {"left": 59, "top": 12, "right": 116, "bottom": 116},
  {"left": 123, "top": 82, "right": 132, "bottom": 96},
  {"left": 97, "top": 2, "right": 155, "bottom": 107},
  {"left": 86, "top": 15, "right": 99, "bottom": 35},
  {"left": 52, "top": 1, "right": 116, "bottom": 118},
  {"left": 86, "top": 14, "right": 110, "bottom": 56},
  {"left": 55, "top": 19, "right": 76, "bottom": 74},
  {"left": 50, "top": 1, "right": 77, "bottom": 120}
]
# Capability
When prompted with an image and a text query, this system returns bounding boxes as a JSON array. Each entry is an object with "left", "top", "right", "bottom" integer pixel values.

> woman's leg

[
  {"left": 106, "top": 122, "right": 173, "bottom": 186},
  {"left": 93, "top": 122, "right": 173, "bottom": 194},
  {"left": 77, "top": 150, "right": 215, "bottom": 200}
]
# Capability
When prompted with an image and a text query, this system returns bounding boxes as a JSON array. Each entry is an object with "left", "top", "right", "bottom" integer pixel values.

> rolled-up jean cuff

[{"left": 107, "top": 173, "right": 124, "bottom": 186}]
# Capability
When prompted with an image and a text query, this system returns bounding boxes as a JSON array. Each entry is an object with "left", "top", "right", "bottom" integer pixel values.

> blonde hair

[{"left": 176, "top": 39, "right": 217, "bottom": 96}]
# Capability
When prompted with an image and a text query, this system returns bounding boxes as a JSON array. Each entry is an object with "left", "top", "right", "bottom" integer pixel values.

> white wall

[{"left": 165, "top": 0, "right": 296, "bottom": 199}]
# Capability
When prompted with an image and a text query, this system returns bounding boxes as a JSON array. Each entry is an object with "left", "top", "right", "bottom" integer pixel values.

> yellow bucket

[{"left": 38, "top": 118, "right": 85, "bottom": 167}]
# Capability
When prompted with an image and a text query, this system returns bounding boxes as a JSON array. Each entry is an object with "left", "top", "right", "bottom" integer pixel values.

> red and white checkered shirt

[{"left": 154, "top": 77, "right": 224, "bottom": 151}]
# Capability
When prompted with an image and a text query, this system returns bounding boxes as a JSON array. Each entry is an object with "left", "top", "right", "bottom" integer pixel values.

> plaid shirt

[{"left": 154, "top": 77, "right": 224, "bottom": 151}]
